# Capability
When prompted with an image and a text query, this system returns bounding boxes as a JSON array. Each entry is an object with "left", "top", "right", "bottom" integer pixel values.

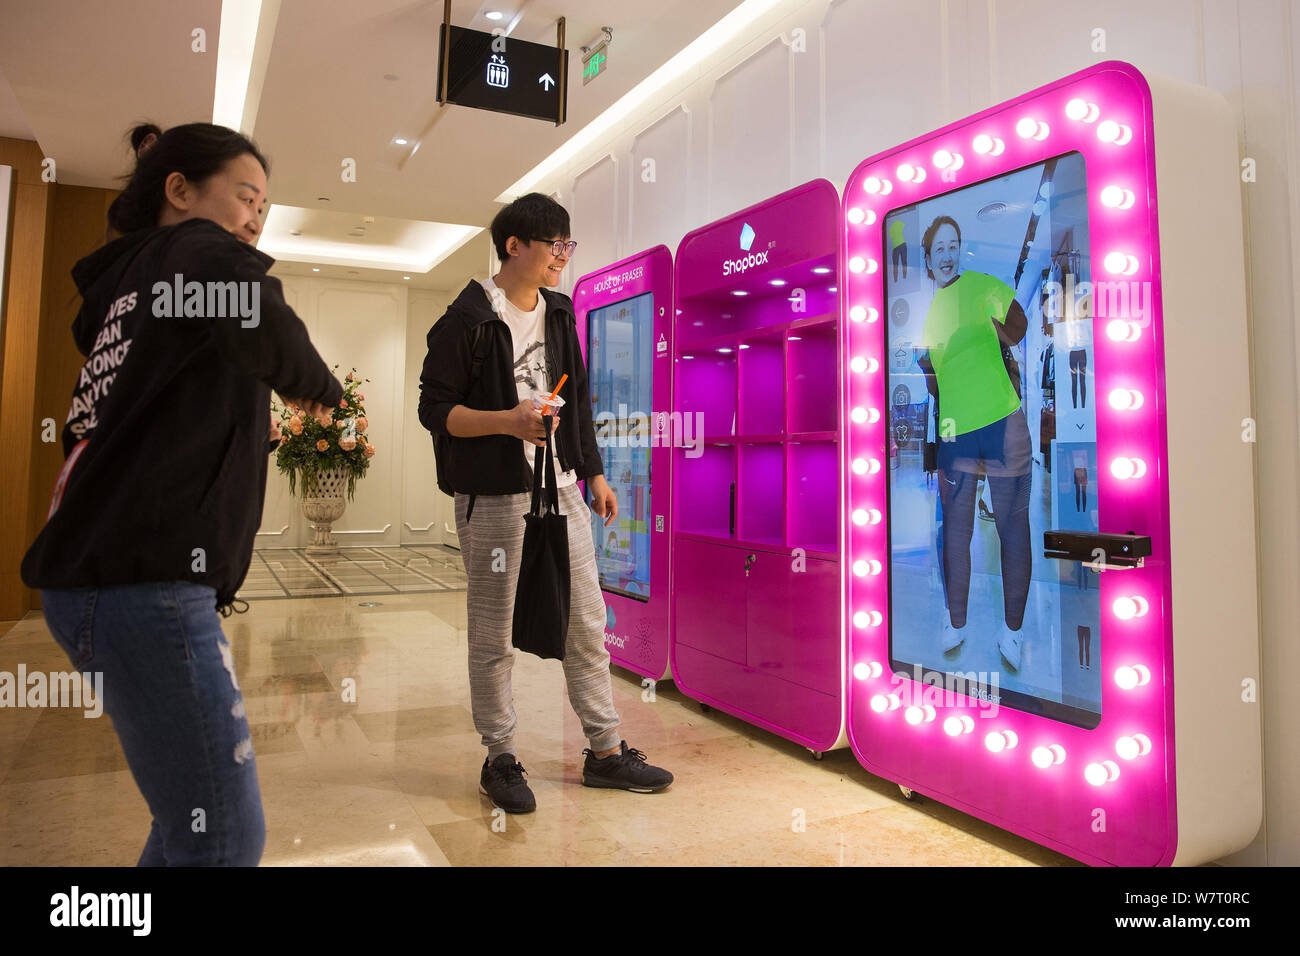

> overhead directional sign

[{"left": 437, "top": 24, "right": 569, "bottom": 125}]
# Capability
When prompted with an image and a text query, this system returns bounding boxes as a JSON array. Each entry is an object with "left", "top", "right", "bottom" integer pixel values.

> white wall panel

[
  {"left": 822, "top": 0, "right": 947, "bottom": 183},
  {"left": 707, "top": 36, "right": 792, "bottom": 217},
  {"left": 312, "top": 284, "right": 406, "bottom": 548},
  {"left": 571, "top": 155, "right": 620, "bottom": 274},
  {"left": 989, "top": 0, "right": 1204, "bottom": 101},
  {"left": 405, "top": 289, "right": 456, "bottom": 547},
  {"left": 629, "top": 106, "right": 693, "bottom": 255}
]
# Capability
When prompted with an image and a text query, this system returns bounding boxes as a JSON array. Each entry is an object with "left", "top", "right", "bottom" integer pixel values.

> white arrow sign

[{"left": 538, "top": 73, "right": 555, "bottom": 91}]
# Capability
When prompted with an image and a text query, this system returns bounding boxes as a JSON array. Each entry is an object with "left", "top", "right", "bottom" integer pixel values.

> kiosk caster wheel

[
  {"left": 810, "top": 750, "right": 824, "bottom": 761},
  {"left": 899, "top": 785, "right": 920, "bottom": 802}
]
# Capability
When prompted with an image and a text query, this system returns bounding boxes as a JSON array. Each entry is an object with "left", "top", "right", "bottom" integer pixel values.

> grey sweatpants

[{"left": 454, "top": 484, "right": 621, "bottom": 760}]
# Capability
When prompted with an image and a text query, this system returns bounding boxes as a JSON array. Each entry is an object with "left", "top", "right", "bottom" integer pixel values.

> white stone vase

[{"left": 300, "top": 467, "right": 349, "bottom": 554}]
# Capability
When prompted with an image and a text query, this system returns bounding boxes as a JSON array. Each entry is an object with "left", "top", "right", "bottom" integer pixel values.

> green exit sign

[{"left": 582, "top": 45, "right": 607, "bottom": 85}]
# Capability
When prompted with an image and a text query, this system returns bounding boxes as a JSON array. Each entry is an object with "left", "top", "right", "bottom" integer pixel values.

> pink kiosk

[
  {"left": 572, "top": 247, "right": 674, "bottom": 681},
  {"left": 842, "top": 62, "right": 1261, "bottom": 865},
  {"left": 671, "top": 180, "right": 845, "bottom": 756}
]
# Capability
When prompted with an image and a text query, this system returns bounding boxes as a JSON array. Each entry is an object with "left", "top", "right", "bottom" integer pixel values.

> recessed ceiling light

[
  {"left": 394, "top": 138, "right": 408, "bottom": 146},
  {"left": 312, "top": 267, "right": 320, "bottom": 272},
  {"left": 403, "top": 275, "right": 411, "bottom": 280},
  {"left": 290, "top": 230, "right": 302, "bottom": 237},
  {"left": 485, "top": 11, "right": 504, "bottom": 20},
  {"left": 317, "top": 197, "right": 330, "bottom": 202}
]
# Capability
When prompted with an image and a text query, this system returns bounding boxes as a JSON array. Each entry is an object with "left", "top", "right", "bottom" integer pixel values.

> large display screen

[
  {"left": 884, "top": 152, "right": 1101, "bottom": 727},
  {"left": 587, "top": 291, "right": 654, "bottom": 601}
]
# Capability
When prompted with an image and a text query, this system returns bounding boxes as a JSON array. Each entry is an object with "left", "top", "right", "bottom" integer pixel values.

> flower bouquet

[{"left": 273, "top": 365, "right": 376, "bottom": 500}]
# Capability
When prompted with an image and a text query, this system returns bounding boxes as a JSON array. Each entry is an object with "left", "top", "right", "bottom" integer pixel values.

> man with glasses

[{"left": 418, "top": 193, "right": 673, "bottom": 814}]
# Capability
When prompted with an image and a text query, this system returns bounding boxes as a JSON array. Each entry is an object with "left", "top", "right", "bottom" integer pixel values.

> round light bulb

[
  {"left": 863, "top": 176, "right": 882, "bottom": 194},
  {"left": 932, "top": 149, "right": 953, "bottom": 169},
  {"left": 852, "top": 509, "right": 869, "bottom": 526},
  {"left": 905, "top": 706, "right": 923, "bottom": 725},
  {"left": 1133, "top": 596, "right": 1149, "bottom": 616},
  {"left": 1116, "top": 736, "right": 1140, "bottom": 760},
  {"left": 863, "top": 210, "right": 877, "bottom": 225},
  {"left": 871, "top": 694, "right": 889, "bottom": 713},
  {"left": 1100, "top": 184, "right": 1125, "bottom": 207},
  {"left": 1097, "top": 120, "right": 1120, "bottom": 143},
  {"left": 1134, "top": 664, "right": 1151, "bottom": 685},
  {"left": 1115, "top": 665, "right": 1138, "bottom": 690},
  {"left": 1107, "top": 319, "right": 1132, "bottom": 341},
  {"left": 1110, "top": 457, "right": 1136, "bottom": 480},
  {"left": 1003, "top": 731, "right": 1018, "bottom": 748},
  {"left": 847, "top": 206, "right": 865, "bottom": 224},
  {"left": 1085, "top": 762, "right": 1109, "bottom": 786},
  {"left": 849, "top": 305, "right": 867, "bottom": 323},
  {"left": 1016, "top": 117, "right": 1038, "bottom": 138},
  {"left": 897, "top": 163, "right": 915, "bottom": 181},
  {"left": 853, "top": 662, "right": 870, "bottom": 680},
  {"left": 985, "top": 731, "right": 1007, "bottom": 753},
  {"left": 973, "top": 133, "right": 993, "bottom": 154},
  {"left": 851, "top": 356, "right": 867, "bottom": 374},
  {"left": 990, "top": 138, "right": 1005, "bottom": 155},
  {"left": 849, "top": 257, "right": 866, "bottom": 274},
  {"left": 868, "top": 559, "right": 882, "bottom": 575},
  {"left": 944, "top": 716, "right": 963, "bottom": 736},
  {"left": 1031, "top": 746, "right": 1054, "bottom": 769},
  {"left": 853, "top": 611, "right": 870, "bottom": 628},
  {"left": 1134, "top": 733, "right": 1151, "bottom": 755},
  {"left": 869, "top": 509, "right": 882, "bottom": 524},
  {"left": 880, "top": 179, "right": 893, "bottom": 194},
  {"left": 949, "top": 153, "right": 964, "bottom": 170},
  {"left": 1113, "top": 596, "right": 1138, "bottom": 620},
  {"left": 1065, "top": 98, "right": 1088, "bottom": 121},
  {"left": 851, "top": 457, "right": 869, "bottom": 475},
  {"left": 1104, "top": 250, "right": 1129, "bottom": 274},
  {"left": 1109, "top": 388, "right": 1133, "bottom": 410},
  {"left": 852, "top": 560, "right": 869, "bottom": 577},
  {"left": 851, "top": 406, "right": 868, "bottom": 424}
]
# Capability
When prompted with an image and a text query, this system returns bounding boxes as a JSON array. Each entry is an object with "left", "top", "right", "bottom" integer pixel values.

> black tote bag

[{"left": 511, "top": 422, "right": 569, "bottom": 660}]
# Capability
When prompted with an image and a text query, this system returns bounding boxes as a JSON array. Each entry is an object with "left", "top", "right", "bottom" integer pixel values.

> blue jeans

[{"left": 40, "top": 582, "right": 265, "bottom": 866}]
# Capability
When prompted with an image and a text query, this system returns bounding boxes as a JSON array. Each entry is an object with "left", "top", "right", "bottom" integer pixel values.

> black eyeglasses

[{"left": 532, "top": 238, "right": 578, "bottom": 257}]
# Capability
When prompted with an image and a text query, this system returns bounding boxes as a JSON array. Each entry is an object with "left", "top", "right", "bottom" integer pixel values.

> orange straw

[{"left": 543, "top": 374, "right": 568, "bottom": 413}]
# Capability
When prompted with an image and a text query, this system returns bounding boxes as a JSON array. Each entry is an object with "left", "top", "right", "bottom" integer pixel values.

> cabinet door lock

[{"left": 744, "top": 553, "right": 757, "bottom": 577}]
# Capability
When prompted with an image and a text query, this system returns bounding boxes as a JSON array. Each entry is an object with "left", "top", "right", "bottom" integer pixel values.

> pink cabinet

[
  {"left": 673, "top": 536, "right": 747, "bottom": 664},
  {"left": 745, "top": 551, "right": 839, "bottom": 696}
]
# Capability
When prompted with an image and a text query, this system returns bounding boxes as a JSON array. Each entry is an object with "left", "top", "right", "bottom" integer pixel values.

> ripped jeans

[{"left": 40, "top": 582, "right": 265, "bottom": 866}]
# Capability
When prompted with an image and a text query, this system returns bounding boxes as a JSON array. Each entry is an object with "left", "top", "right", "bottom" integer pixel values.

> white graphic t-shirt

[{"left": 481, "top": 278, "right": 577, "bottom": 488}]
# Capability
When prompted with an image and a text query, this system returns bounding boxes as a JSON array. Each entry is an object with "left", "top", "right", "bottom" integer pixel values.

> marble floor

[{"left": 0, "top": 590, "right": 1075, "bottom": 866}]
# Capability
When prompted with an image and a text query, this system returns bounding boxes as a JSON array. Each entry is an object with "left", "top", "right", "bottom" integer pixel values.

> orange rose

[
  {"left": 356, "top": 417, "right": 368, "bottom": 434},
  {"left": 357, "top": 393, "right": 365, "bottom": 401},
  {"left": 339, "top": 399, "right": 348, "bottom": 408},
  {"left": 339, "top": 437, "right": 357, "bottom": 451},
  {"left": 363, "top": 444, "right": 375, "bottom": 459},
  {"left": 290, "top": 423, "right": 303, "bottom": 435},
  {"left": 316, "top": 439, "right": 329, "bottom": 452},
  {"left": 279, "top": 434, "right": 290, "bottom": 445}
]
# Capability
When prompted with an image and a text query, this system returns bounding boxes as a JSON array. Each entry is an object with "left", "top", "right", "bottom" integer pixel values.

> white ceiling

[{"left": 0, "top": 0, "right": 746, "bottom": 289}]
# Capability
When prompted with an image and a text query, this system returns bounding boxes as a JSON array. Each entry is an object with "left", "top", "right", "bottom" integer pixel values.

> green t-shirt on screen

[
  {"left": 920, "top": 270, "right": 1019, "bottom": 436},
  {"left": 889, "top": 219, "right": 906, "bottom": 249}
]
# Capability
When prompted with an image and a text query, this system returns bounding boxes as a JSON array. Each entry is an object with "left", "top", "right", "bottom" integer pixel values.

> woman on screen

[{"left": 916, "top": 215, "right": 1032, "bottom": 671}]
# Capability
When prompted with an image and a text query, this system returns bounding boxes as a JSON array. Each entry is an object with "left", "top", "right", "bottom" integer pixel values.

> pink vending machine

[
  {"left": 843, "top": 62, "right": 1261, "bottom": 865},
  {"left": 573, "top": 247, "right": 674, "bottom": 680},
  {"left": 671, "top": 180, "right": 845, "bottom": 755}
]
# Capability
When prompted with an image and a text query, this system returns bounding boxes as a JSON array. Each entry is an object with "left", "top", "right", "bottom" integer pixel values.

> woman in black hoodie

[{"left": 21, "top": 123, "right": 341, "bottom": 866}]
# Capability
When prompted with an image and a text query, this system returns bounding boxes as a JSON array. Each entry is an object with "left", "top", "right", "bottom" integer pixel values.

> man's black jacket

[{"left": 418, "top": 280, "right": 602, "bottom": 496}]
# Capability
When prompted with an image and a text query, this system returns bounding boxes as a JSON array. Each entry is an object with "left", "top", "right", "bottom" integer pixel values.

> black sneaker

[
  {"left": 582, "top": 741, "right": 673, "bottom": 793},
  {"left": 479, "top": 754, "right": 536, "bottom": 813}
]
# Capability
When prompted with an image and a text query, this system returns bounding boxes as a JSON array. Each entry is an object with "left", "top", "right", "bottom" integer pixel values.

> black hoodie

[
  {"left": 417, "top": 280, "right": 602, "bottom": 497},
  {"left": 21, "top": 218, "right": 342, "bottom": 614}
]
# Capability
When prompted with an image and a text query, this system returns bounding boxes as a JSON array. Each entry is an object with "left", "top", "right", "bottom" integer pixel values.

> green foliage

[{"left": 273, "top": 366, "right": 375, "bottom": 500}]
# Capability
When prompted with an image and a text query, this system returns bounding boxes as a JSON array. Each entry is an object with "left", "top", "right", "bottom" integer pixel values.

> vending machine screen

[
  {"left": 883, "top": 151, "right": 1102, "bottom": 726},
  {"left": 587, "top": 291, "right": 654, "bottom": 600}
]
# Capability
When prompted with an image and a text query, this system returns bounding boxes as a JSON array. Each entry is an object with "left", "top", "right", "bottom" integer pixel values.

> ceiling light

[
  {"left": 486, "top": 10, "right": 505, "bottom": 20},
  {"left": 394, "top": 138, "right": 409, "bottom": 146}
]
